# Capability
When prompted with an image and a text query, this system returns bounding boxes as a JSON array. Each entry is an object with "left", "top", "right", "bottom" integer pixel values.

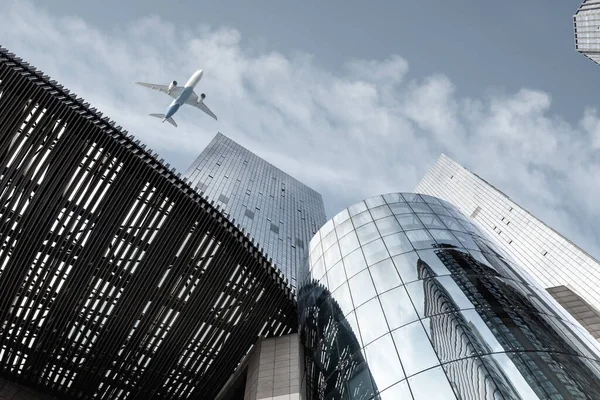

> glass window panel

[
  {"left": 392, "top": 251, "right": 420, "bottom": 284},
  {"left": 421, "top": 316, "right": 476, "bottom": 363},
  {"left": 409, "top": 203, "right": 433, "bottom": 214},
  {"left": 333, "top": 208, "right": 350, "bottom": 225},
  {"left": 343, "top": 248, "right": 368, "bottom": 278},
  {"left": 345, "top": 311, "right": 361, "bottom": 342},
  {"left": 459, "top": 309, "right": 505, "bottom": 353},
  {"left": 352, "top": 210, "right": 373, "bottom": 228},
  {"left": 383, "top": 193, "right": 404, "bottom": 204},
  {"left": 318, "top": 271, "right": 329, "bottom": 289},
  {"left": 417, "top": 214, "right": 445, "bottom": 229},
  {"left": 320, "top": 219, "right": 335, "bottom": 237},
  {"left": 420, "top": 194, "right": 443, "bottom": 205},
  {"left": 392, "top": 321, "right": 440, "bottom": 376},
  {"left": 348, "top": 201, "right": 367, "bottom": 216},
  {"left": 428, "top": 204, "right": 452, "bottom": 216},
  {"left": 405, "top": 229, "right": 436, "bottom": 250},
  {"left": 332, "top": 282, "right": 355, "bottom": 316},
  {"left": 312, "top": 256, "right": 326, "bottom": 280},
  {"left": 481, "top": 354, "right": 539, "bottom": 399},
  {"left": 365, "top": 195, "right": 386, "bottom": 208},
  {"left": 339, "top": 231, "right": 360, "bottom": 257},
  {"left": 389, "top": 202, "right": 413, "bottom": 215},
  {"left": 436, "top": 276, "right": 475, "bottom": 310},
  {"left": 380, "top": 380, "right": 411, "bottom": 400},
  {"left": 451, "top": 231, "right": 480, "bottom": 250},
  {"left": 380, "top": 286, "right": 419, "bottom": 330},
  {"left": 321, "top": 229, "right": 338, "bottom": 251},
  {"left": 349, "top": 269, "right": 376, "bottom": 307},
  {"left": 375, "top": 216, "right": 402, "bottom": 237},
  {"left": 311, "top": 240, "right": 324, "bottom": 261},
  {"left": 362, "top": 239, "right": 390, "bottom": 266},
  {"left": 449, "top": 209, "right": 468, "bottom": 222},
  {"left": 336, "top": 218, "right": 355, "bottom": 239},
  {"left": 396, "top": 214, "right": 424, "bottom": 230},
  {"left": 364, "top": 334, "right": 405, "bottom": 391},
  {"left": 462, "top": 221, "right": 483, "bottom": 236},
  {"left": 383, "top": 232, "right": 413, "bottom": 256},
  {"left": 309, "top": 233, "right": 321, "bottom": 253},
  {"left": 346, "top": 361, "right": 376, "bottom": 398},
  {"left": 402, "top": 193, "right": 424, "bottom": 202},
  {"left": 355, "top": 298, "right": 388, "bottom": 345},
  {"left": 323, "top": 244, "right": 342, "bottom": 270},
  {"left": 408, "top": 367, "right": 456, "bottom": 400},
  {"left": 416, "top": 249, "right": 451, "bottom": 276},
  {"left": 356, "top": 222, "right": 380, "bottom": 245},
  {"left": 438, "top": 215, "right": 466, "bottom": 232},
  {"left": 327, "top": 261, "right": 347, "bottom": 292},
  {"left": 369, "top": 258, "right": 401, "bottom": 293},
  {"left": 428, "top": 229, "right": 462, "bottom": 248},
  {"left": 369, "top": 205, "right": 393, "bottom": 220},
  {"left": 404, "top": 280, "right": 427, "bottom": 318}
]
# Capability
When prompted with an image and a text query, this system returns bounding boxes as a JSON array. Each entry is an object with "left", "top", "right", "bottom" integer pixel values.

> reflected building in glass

[
  {"left": 185, "top": 133, "right": 327, "bottom": 289},
  {"left": 574, "top": 0, "right": 600, "bottom": 66},
  {"left": 416, "top": 154, "right": 600, "bottom": 341},
  {"left": 298, "top": 192, "right": 600, "bottom": 399}
]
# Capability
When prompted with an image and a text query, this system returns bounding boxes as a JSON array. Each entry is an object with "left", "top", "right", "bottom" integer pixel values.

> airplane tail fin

[
  {"left": 149, "top": 113, "right": 177, "bottom": 127},
  {"left": 166, "top": 117, "right": 177, "bottom": 127}
]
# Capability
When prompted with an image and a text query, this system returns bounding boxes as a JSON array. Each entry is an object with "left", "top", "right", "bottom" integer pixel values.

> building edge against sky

[
  {"left": 299, "top": 192, "right": 600, "bottom": 400},
  {"left": 184, "top": 132, "right": 327, "bottom": 290},
  {"left": 574, "top": 0, "right": 600, "bottom": 66},
  {"left": 415, "top": 153, "right": 600, "bottom": 341}
]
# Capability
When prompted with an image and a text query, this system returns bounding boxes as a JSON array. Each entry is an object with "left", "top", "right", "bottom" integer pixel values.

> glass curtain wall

[{"left": 298, "top": 193, "right": 600, "bottom": 400}]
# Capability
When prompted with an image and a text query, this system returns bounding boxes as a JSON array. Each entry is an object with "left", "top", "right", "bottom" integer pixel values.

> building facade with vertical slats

[{"left": 0, "top": 46, "right": 296, "bottom": 400}]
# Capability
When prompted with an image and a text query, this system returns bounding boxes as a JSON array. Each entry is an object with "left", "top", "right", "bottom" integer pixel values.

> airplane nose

[{"left": 199, "top": 70, "right": 204, "bottom": 78}]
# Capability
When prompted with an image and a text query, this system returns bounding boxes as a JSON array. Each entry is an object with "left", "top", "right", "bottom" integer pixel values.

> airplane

[{"left": 135, "top": 70, "right": 217, "bottom": 127}]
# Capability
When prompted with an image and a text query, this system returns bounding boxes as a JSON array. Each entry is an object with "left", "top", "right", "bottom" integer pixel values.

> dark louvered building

[{"left": 0, "top": 46, "right": 296, "bottom": 399}]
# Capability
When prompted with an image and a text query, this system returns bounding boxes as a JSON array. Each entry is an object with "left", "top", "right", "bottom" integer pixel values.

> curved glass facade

[{"left": 298, "top": 193, "right": 600, "bottom": 400}]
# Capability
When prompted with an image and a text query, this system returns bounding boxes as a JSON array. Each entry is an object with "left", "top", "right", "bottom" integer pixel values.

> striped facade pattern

[
  {"left": 574, "top": 0, "right": 600, "bottom": 65},
  {"left": 0, "top": 46, "right": 296, "bottom": 400}
]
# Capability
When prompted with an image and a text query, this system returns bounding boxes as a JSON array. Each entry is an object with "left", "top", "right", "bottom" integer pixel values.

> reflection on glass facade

[
  {"left": 415, "top": 154, "right": 600, "bottom": 341},
  {"left": 574, "top": 1, "right": 600, "bottom": 66},
  {"left": 184, "top": 132, "right": 327, "bottom": 289},
  {"left": 299, "top": 192, "right": 600, "bottom": 400}
]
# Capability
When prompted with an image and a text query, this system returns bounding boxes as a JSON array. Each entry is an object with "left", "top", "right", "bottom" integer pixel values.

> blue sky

[{"left": 2, "top": 0, "right": 600, "bottom": 260}]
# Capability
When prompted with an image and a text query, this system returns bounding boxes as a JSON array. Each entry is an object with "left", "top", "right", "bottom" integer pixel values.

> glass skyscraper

[
  {"left": 574, "top": 0, "right": 600, "bottom": 65},
  {"left": 299, "top": 192, "right": 600, "bottom": 400},
  {"left": 415, "top": 154, "right": 600, "bottom": 341},
  {"left": 185, "top": 133, "right": 327, "bottom": 289}
]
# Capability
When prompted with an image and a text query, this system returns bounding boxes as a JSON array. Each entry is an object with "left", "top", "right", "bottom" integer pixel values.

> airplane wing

[
  {"left": 135, "top": 82, "right": 183, "bottom": 99},
  {"left": 186, "top": 92, "right": 218, "bottom": 121}
]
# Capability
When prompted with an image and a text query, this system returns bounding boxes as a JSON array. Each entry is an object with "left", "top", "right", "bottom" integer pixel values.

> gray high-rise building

[
  {"left": 185, "top": 133, "right": 327, "bottom": 289},
  {"left": 415, "top": 154, "right": 600, "bottom": 341},
  {"left": 574, "top": 0, "right": 600, "bottom": 65}
]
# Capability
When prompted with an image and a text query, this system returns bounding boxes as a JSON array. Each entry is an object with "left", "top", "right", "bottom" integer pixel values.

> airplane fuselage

[{"left": 164, "top": 70, "right": 203, "bottom": 120}]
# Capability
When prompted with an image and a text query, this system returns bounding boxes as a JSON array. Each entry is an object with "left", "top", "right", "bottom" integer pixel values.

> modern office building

[
  {"left": 574, "top": 0, "right": 600, "bottom": 65},
  {"left": 415, "top": 154, "right": 600, "bottom": 341},
  {"left": 0, "top": 46, "right": 297, "bottom": 400},
  {"left": 185, "top": 133, "right": 327, "bottom": 289},
  {"left": 299, "top": 192, "right": 600, "bottom": 399}
]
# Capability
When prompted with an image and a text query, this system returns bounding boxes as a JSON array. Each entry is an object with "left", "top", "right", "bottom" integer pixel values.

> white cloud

[{"left": 1, "top": 0, "right": 600, "bottom": 259}]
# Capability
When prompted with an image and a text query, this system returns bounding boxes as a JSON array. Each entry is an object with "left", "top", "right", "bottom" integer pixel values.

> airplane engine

[
  {"left": 168, "top": 81, "right": 177, "bottom": 91},
  {"left": 199, "top": 93, "right": 206, "bottom": 103}
]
